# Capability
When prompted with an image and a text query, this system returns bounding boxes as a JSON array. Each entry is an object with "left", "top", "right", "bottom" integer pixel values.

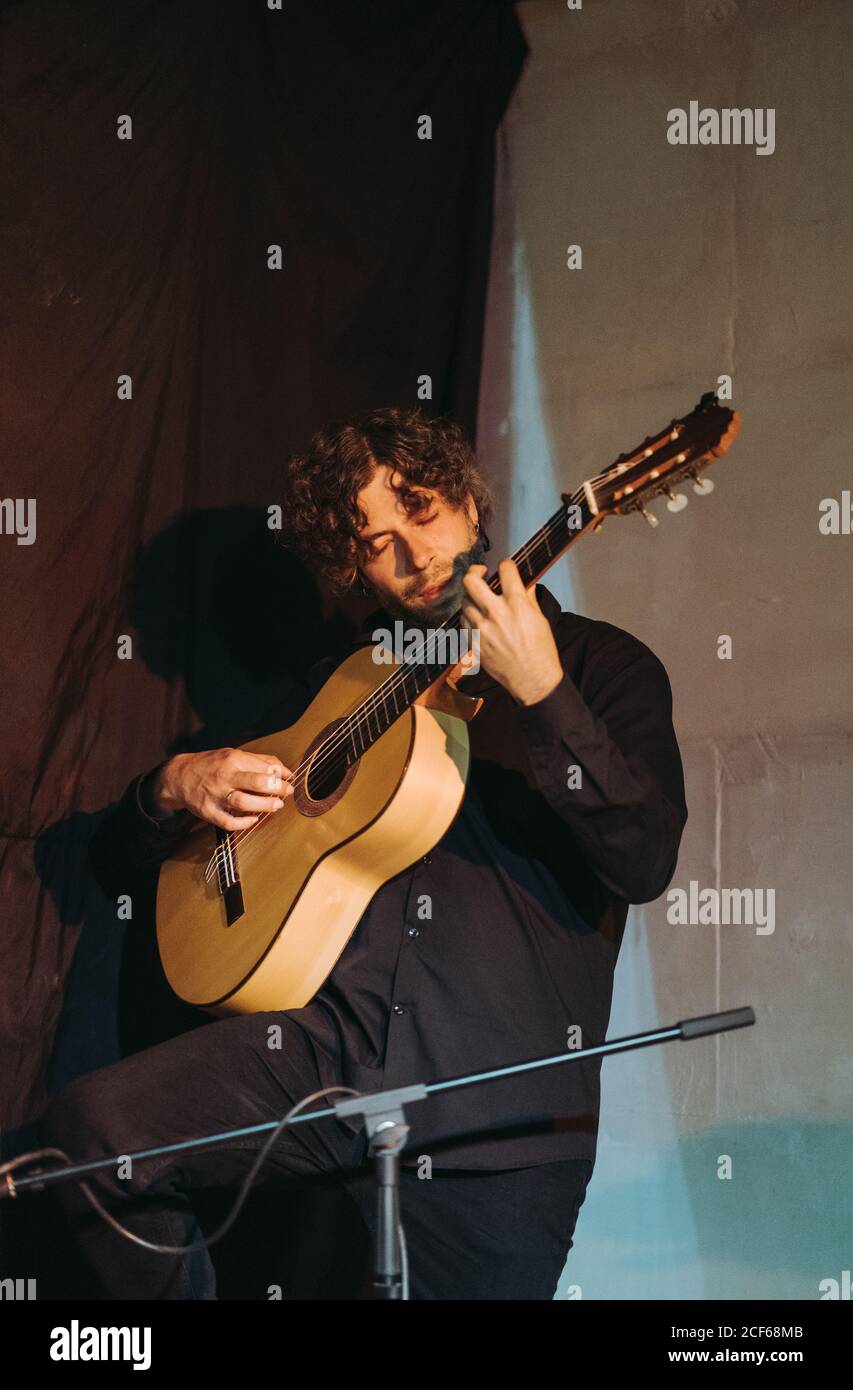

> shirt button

[
  {"left": 392, "top": 1004, "right": 407, "bottom": 1016},
  {"left": 422, "top": 854, "right": 432, "bottom": 865},
  {"left": 407, "top": 926, "right": 419, "bottom": 938}
]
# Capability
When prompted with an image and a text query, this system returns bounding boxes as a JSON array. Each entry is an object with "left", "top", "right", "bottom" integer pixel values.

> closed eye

[{"left": 369, "top": 513, "right": 437, "bottom": 556}]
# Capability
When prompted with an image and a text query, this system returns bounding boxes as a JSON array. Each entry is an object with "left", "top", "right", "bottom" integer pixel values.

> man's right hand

[{"left": 148, "top": 749, "right": 294, "bottom": 831}]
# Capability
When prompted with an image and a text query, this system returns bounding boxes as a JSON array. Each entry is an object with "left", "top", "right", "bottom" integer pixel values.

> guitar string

[{"left": 204, "top": 430, "right": 703, "bottom": 881}]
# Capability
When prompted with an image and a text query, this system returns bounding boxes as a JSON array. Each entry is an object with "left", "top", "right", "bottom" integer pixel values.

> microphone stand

[
  {"left": 335, "top": 1089, "right": 421, "bottom": 1300},
  {"left": 4, "top": 1007, "right": 755, "bottom": 1300},
  {"left": 333, "top": 1006, "right": 754, "bottom": 1298}
]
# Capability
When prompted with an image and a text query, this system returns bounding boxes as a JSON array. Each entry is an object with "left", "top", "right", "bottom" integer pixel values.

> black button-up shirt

[{"left": 89, "top": 585, "right": 687, "bottom": 1170}]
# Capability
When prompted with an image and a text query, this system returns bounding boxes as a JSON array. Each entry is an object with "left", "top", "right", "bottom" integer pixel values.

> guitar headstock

[{"left": 585, "top": 393, "right": 741, "bottom": 527}]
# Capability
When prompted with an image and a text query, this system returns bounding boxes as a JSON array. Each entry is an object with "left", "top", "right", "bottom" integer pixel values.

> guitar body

[{"left": 156, "top": 645, "right": 476, "bottom": 1016}]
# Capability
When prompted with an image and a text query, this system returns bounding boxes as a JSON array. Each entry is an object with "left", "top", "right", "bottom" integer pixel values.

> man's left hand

[{"left": 459, "top": 559, "right": 564, "bottom": 706}]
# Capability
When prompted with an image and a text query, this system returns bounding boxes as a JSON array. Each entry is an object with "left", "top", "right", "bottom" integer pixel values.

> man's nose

[{"left": 400, "top": 532, "right": 435, "bottom": 571}]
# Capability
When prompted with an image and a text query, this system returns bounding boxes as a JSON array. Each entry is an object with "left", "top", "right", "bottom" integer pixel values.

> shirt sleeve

[
  {"left": 87, "top": 761, "right": 197, "bottom": 899},
  {"left": 515, "top": 627, "right": 688, "bottom": 904}
]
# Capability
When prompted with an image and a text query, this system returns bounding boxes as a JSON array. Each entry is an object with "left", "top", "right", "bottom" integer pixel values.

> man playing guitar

[{"left": 41, "top": 405, "right": 688, "bottom": 1300}]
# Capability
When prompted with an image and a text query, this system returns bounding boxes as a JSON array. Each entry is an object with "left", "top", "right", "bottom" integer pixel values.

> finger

[
  {"left": 461, "top": 566, "right": 494, "bottom": 616},
  {"left": 461, "top": 603, "right": 485, "bottom": 632},
  {"left": 465, "top": 563, "right": 489, "bottom": 590},
  {"left": 498, "top": 557, "right": 526, "bottom": 599},
  {"left": 238, "top": 766, "right": 295, "bottom": 796},
  {"left": 228, "top": 751, "right": 289, "bottom": 780},
  {"left": 211, "top": 810, "right": 261, "bottom": 832},
  {"left": 222, "top": 789, "right": 286, "bottom": 817}
]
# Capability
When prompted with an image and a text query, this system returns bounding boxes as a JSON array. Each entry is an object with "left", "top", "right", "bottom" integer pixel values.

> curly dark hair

[{"left": 277, "top": 406, "right": 493, "bottom": 593}]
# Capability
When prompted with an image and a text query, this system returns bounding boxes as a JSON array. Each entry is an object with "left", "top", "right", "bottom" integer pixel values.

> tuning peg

[
  {"left": 664, "top": 486, "right": 687, "bottom": 513},
  {"left": 690, "top": 472, "right": 715, "bottom": 495},
  {"left": 638, "top": 504, "right": 659, "bottom": 528}
]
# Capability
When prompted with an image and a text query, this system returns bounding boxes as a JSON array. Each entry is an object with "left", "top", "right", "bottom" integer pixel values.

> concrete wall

[{"left": 478, "top": 0, "right": 853, "bottom": 1299}]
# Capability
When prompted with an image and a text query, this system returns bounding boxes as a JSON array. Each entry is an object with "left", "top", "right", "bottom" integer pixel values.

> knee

[
  {"left": 40, "top": 1072, "right": 116, "bottom": 1160},
  {"left": 40, "top": 1073, "right": 153, "bottom": 1209},
  {"left": 39, "top": 1071, "right": 177, "bottom": 1204}
]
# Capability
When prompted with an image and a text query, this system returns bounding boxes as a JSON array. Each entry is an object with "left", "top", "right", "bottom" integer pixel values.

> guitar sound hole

[
  {"left": 294, "top": 718, "right": 360, "bottom": 817},
  {"left": 305, "top": 751, "right": 350, "bottom": 802}
]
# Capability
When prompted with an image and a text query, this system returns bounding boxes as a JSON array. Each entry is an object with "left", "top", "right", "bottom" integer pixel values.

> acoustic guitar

[{"left": 156, "top": 392, "right": 740, "bottom": 1014}]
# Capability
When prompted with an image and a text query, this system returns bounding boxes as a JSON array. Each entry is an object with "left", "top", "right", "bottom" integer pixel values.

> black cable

[{"left": 2, "top": 1084, "right": 362, "bottom": 1256}]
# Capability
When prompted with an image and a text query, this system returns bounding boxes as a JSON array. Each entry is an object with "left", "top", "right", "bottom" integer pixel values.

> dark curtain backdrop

[{"left": 0, "top": 0, "right": 527, "bottom": 1294}]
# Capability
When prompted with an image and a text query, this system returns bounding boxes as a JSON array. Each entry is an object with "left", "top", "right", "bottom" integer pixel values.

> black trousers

[{"left": 39, "top": 1012, "right": 593, "bottom": 1300}]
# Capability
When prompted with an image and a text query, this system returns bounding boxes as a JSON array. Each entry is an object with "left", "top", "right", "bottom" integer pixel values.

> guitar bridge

[{"left": 215, "top": 828, "right": 245, "bottom": 925}]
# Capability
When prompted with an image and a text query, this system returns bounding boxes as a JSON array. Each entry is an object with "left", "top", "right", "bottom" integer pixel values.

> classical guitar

[{"left": 156, "top": 392, "right": 741, "bottom": 1014}]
